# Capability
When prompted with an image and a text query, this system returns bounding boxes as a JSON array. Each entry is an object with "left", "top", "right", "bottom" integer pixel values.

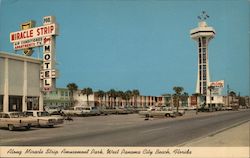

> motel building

[
  {"left": 72, "top": 90, "right": 165, "bottom": 108},
  {"left": 43, "top": 88, "right": 70, "bottom": 109},
  {"left": 0, "top": 51, "right": 43, "bottom": 112}
]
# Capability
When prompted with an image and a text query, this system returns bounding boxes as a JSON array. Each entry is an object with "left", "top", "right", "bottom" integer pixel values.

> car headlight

[{"left": 48, "top": 119, "right": 53, "bottom": 123}]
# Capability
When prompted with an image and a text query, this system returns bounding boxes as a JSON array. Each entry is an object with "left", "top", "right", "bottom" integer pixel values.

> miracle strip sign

[{"left": 9, "top": 16, "right": 58, "bottom": 92}]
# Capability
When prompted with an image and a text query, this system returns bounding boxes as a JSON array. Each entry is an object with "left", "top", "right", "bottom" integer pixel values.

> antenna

[{"left": 198, "top": 11, "right": 210, "bottom": 21}]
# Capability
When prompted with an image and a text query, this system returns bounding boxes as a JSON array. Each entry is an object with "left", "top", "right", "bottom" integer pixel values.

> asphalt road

[{"left": 0, "top": 110, "right": 249, "bottom": 146}]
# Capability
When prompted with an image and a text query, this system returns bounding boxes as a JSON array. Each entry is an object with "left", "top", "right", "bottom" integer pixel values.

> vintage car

[
  {"left": 99, "top": 107, "right": 131, "bottom": 115},
  {"left": 80, "top": 106, "right": 101, "bottom": 116},
  {"left": 138, "top": 107, "right": 175, "bottom": 118},
  {"left": 0, "top": 112, "right": 38, "bottom": 131},
  {"left": 62, "top": 106, "right": 100, "bottom": 116},
  {"left": 24, "top": 111, "right": 64, "bottom": 127}
]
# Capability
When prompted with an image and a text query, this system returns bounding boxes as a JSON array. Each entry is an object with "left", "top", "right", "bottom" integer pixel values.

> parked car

[
  {"left": 99, "top": 107, "right": 130, "bottom": 115},
  {"left": 45, "top": 106, "right": 63, "bottom": 115},
  {"left": 24, "top": 111, "right": 64, "bottom": 127},
  {"left": 138, "top": 106, "right": 175, "bottom": 118},
  {"left": 80, "top": 106, "right": 101, "bottom": 116},
  {"left": 173, "top": 110, "right": 185, "bottom": 116},
  {"left": 99, "top": 107, "right": 116, "bottom": 115},
  {"left": 0, "top": 112, "right": 38, "bottom": 131},
  {"left": 62, "top": 106, "right": 100, "bottom": 116},
  {"left": 62, "top": 107, "right": 83, "bottom": 116}
]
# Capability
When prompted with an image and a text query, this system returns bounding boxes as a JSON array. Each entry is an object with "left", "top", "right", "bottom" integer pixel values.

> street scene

[
  {"left": 0, "top": 109, "right": 249, "bottom": 146},
  {"left": 0, "top": 1, "right": 249, "bottom": 157}
]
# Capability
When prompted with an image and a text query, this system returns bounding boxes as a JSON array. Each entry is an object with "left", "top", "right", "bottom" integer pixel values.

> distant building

[
  {"left": 43, "top": 88, "right": 70, "bottom": 109},
  {"left": 73, "top": 90, "right": 164, "bottom": 108}
]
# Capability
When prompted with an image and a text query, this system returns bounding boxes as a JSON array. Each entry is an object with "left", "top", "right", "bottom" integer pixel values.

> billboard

[
  {"left": 209, "top": 80, "right": 224, "bottom": 88},
  {"left": 10, "top": 23, "right": 58, "bottom": 43}
]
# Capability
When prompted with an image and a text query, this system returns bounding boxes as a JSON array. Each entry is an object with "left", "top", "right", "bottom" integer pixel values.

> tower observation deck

[{"left": 190, "top": 11, "right": 215, "bottom": 95}]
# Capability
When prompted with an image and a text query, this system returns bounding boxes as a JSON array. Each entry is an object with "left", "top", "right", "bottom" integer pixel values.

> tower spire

[{"left": 198, "top": 11, "right": 210, "bottom": 22}]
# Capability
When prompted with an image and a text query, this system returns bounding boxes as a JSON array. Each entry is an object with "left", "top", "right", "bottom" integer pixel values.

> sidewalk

[{"left": 181, "top": 121, "right": 250, "bottom": 147}]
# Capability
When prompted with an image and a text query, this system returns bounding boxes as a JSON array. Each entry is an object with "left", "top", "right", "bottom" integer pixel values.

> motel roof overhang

[{"left": 0, "top": 51, "right": 42, "bottom": 64}]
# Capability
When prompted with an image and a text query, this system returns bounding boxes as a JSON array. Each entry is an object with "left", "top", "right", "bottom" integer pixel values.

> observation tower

[{"left": 190, "top": 11, "right": 215, "bottom": 96}]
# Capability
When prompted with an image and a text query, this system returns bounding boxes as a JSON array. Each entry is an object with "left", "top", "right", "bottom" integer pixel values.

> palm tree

[
  {"left": 95, "top": 90, "right": 105, "bottom": 107},
  {"left": 66, "top": 83, "right": 78, "bottom": 107},
  {"left": 173, "top": 86, "right": 184, "bottom": 112},
  {"left": 125, "top": 90, "right": 132, "bottom": 107},
  {"left": 103, "top": 91, "right": 107, "bottom": 107},
  {"left": 132, "top": 89, "right": 140, "bottom": 107},
  {"left": 193, "top": 93, "right": 202, "bottom": 114},
  {"left": 117, "top": 91, "right": 124, "bottom": 107},
  {"left": 107, "top": 89, "right": 116, "bottom": 108},
  {"left": 81, "top": 87, "right": 93, "bottom": 106}
]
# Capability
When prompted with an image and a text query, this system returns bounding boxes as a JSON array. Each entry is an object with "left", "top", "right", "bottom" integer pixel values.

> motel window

[{"left": 9, "top": 96, "right": 22, "bottom": 112}]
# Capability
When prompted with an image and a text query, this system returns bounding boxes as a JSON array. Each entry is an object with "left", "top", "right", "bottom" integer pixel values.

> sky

[{"left": 0, "top": 0, "right": 249, "bottom": 96}]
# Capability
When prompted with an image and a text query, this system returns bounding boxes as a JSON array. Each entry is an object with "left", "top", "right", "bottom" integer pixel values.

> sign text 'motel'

[{"left": 10, "top": 16, "right": 58, "bottom": 92}]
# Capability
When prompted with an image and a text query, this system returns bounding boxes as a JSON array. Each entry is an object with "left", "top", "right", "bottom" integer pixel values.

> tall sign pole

[{"left": 10, "top": 16, "right": 59, "bottom": 110}]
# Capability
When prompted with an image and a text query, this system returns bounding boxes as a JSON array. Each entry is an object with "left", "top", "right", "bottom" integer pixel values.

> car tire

[
  {"left": 25, "top": 124, "right": 31, "bottom": 130},
  {"left": 165, "top": 114, "right": 170, "bottom": 117},
  {"left": 8, "top": 124, "right": 14, "bottom": 131}
]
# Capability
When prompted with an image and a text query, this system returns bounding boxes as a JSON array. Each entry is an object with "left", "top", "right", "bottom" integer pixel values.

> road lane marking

[{"left": 141, "top": 126, "right": 170, "bottom": 134}]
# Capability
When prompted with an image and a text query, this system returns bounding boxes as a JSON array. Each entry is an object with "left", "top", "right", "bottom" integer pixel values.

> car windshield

[
  {"left": 9, "top": 112, "right": 26, "bottom": 118},
  {"left": 37, "top": 112, "right": 50, "bottom": 117}
]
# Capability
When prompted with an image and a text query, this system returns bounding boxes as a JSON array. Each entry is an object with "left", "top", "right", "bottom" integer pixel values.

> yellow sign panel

[
  {"left": 20, "top": 21, "right": 36, "bottom": 56},
  {"left": 20, "top": 20, "right": 35, "bottom": 30}
]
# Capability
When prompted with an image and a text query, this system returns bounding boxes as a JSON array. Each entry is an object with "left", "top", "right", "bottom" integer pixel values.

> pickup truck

[
  {"left": 138, "top": 107, "right": 175, "bottom": 118},
  {"left": 0, "top": 112, "right": 38, "bottom": 131},
  {"left": 24, "top": 111, "right": 64, "bottom": 127}
]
